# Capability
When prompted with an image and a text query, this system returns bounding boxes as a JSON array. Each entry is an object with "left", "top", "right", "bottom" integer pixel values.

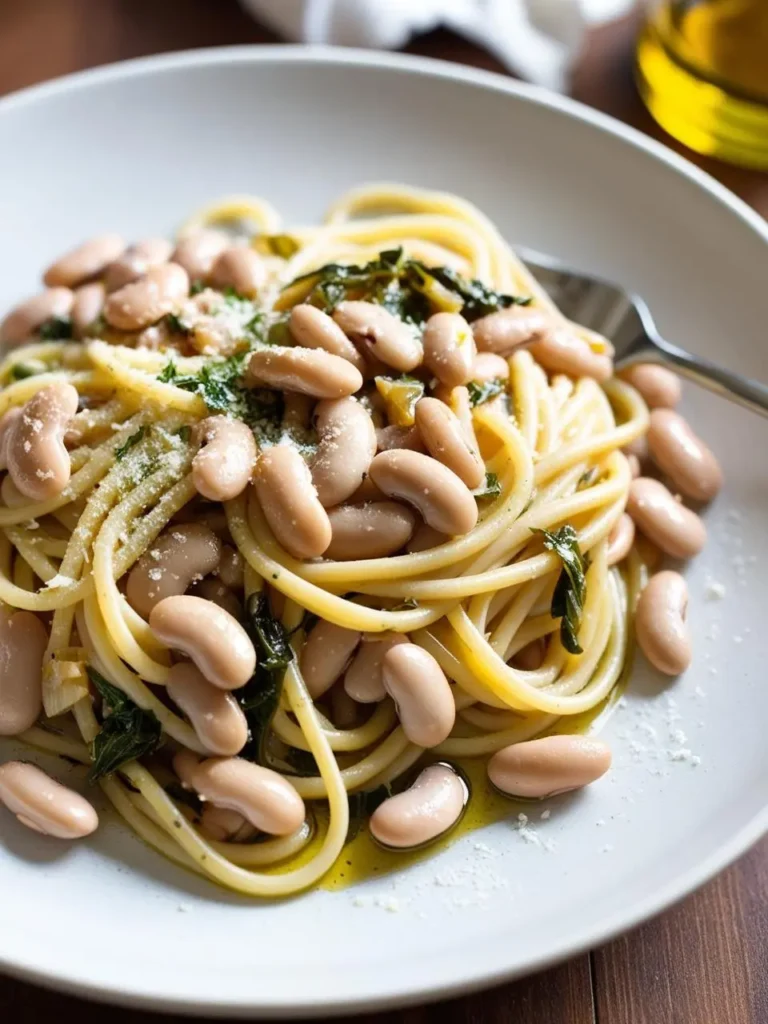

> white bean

[
  {"left": 414, "top": 397, "right": 485, "bottom": 489},
  {"left": 344, "top": 634, "right": 407, "bottom": 703},
  {"left": 0, "top": 610, "right": 47, "bottom": 736},
  {"left": 406, "top": 522, "right": 448, "bottom": 552},
  {"left": 627, "top": 477, "right": 706, "bottom": 559},
  {"left": 247, "top": 346, "right": 363, "bottom": 399},
  {"left": 0, "top": 761, "right": 98, "bottom": 839},
  {"left": 471, "top": 352, "right": 510, "bottom": 383},
  {"left": 43, "top": 234, "right": 125, "bottom": 288},
  {"left": 172, "top": 230, "right": 228, "bottom": 280},
  {"left": 472, "top": 305, "right": 551, "bottom": 355},
  {"left": 199, "top": 804, "right": 256, "bottom": 843},
  {"left": 7, "top": 382, "right": 78, "bottom": 500},
  {"left": 369, "top": 449, "right": 478, "bottom": 536},
  {"left": 0, "top": 288, "right": 74, "bottom": 347},
  {"left": 606, "top": 513, "right": 635, "bottom": 566},
  {"left": 488, "top": 735, "right": 612, "bottom": 798},
  {"left": 71, "top": 282, "right": 106, "bottom": 337},
  {"left": 253, "top": 445, "right": 332, "bottom": 560},
  {"left": 382, "top": 643, "right": 455, "bottom": 747},
  {"left": 300, "top": 620, "right": 362, "bottom": 699},
  {"left": 104, "top": 238, "right": 173, "bottom": 292},
  {"left": 329, "top": 682, "right": 361, "bottom": 729},
  {"left": 311, "top": 397, "right": 376, "bottom": 507},
  {"left": 191, "top": 578, "right": 242, "bottom": 619},
  {"left": 375, "top": 424, "right": 424, "bottom": 453},
  {"left": 208, "top": 246, "right": 266, "bottom": 299},
  {"left": 188, "top": 756, "right": 305, "bottom": 836},
  {"left": 529, "top": 329, "right": 612, "bottom": 381},
  {"left": 288, "top": 304, "right": 366, "bottom": 372},
  {"left": 619, "top": 364, "right": 681, "bottom": 408},
  {"left": 647, "top": 409, "right": 722, "bottom": 502},
  {"left": 422, "top": 312, "right": 475, "bottom": 387},
  {"left": 635, "top": 571, "right": 691, "bottom": 675},
  {"left": 104, "top": 262, "right": 190, "bottom": 331},
  {"left": 126, "top": 523, "right": 222, "bottom": 618},
  {"left": 150, "top": 595, "right": 256, "bottom": 690},
  {"left": 0, "top": 407, "right": 21, "bottom": 471},
  {"left": 333, "top": 301, "right": 422, "bottom": 372},
  {"left": 217, "top": 546, "right": 245, "bottom": 590},
  {"left": 192, "top": 415, "right": 258, "bottom": 502},
  {"left": 166, "top": 661, "right": 248, "bottom": 756},
  {"left": 369, "top": 763, "right": 468, "bottom": 849},
  {"left": 325, "top": 502, "right": 416, "bottom": 560}
]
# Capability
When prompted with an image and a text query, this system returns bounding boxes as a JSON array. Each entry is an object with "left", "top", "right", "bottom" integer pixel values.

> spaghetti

[{"left": 0, "top": 184, "right": 700, "bottom": 897}]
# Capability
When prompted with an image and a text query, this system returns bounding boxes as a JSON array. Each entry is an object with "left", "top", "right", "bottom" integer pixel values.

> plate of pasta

[{"left": 0, "top": 47, "right": 766, "bottom": 1017}]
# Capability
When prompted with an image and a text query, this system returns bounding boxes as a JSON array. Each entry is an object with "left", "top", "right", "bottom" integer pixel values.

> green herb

[
  {"left": 158, "top": 354, "right": 244, "bottom": 413},
  {"left": 87, "top": 667, "right": 162, "bottom": 782},
  {"left": 390, "top": 597, "right": 419, "bottom": 611},
  {"left": 238, "top": 593, "right": 294, "bottom": 764},
  {"left": 374, "top": 375, "right": 424, "bottom": 427},
  {"left": 158, "top": 354, "right": 284, "bottom": 437},
  {"left": 475, "top": 472, "right": 502, "bottom": 500},
  {"left": 114, "top": 426, "right": 148, "bottom": 460},
  {"left": 347, "top": 784, "right": 393, "bottom": 842},
  {"left": 189, "top": 279, "right": 206, "bottom": 295},
  {"left": 218, "top": 290, "right": 266, "bottom": 341},
  {"left": 265, "top": 317, "right": 292, "bottom": 347},
  {"left": 38, "top": 315, "right": 73, "bottom": 340},
  {"left": 300, "top": 610, "right": 320, "bottom": 635},
  {"left": 576, "top": 468, "right": 599, "bottom": 491},
  {"left": 261, "top": 234, "right": 300, "bottom": 259},
  {"left": 467, "top": 378, "right": 506, "bottom": 407},
  {"left": 285, "top": 248, "right": 528, "bottom": 326},
  {"left": 85, "top": 315, "right": 107, "bottom": 339},
  {"left": 420, "top": 265, "right": 531, "bottom": 322},
  {"left": 165, "top": 312, "right": 191, "bottom": 336},
  {"left": 531, "top": 525, "right": 587, "bottom": 655},
  {"left": 165, "top": 782, "right": 202, "bottom": 814},
  {"left": 9, "top": 361, "right": 44, "bottom": 381},
  {"left": 175, "top": 425, "right": 192, "bottom": 443},
  {"left": 281, "top": 749, "right": 319, "bottom": 777}
]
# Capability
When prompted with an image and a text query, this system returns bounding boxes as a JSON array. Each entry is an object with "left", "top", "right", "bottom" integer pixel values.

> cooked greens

[
  {"left": 475, "top": 472, "right": 503, "bottom": 500},
  {"left": 157, "top": 353, "right": 284, "bottom": 436},
  {"left": 237, "top": 593, "right": 294, "bottom": 764},
  {"left": 467, "top": 378, "right": 506, "bottom": 407},
  {"left": 87, "top": 667, "right": 162, "bottom": 782},
  {"left": 285, "top": 247, "right": 528, "bottom": 326},
  {"left": 114, "top": 425, "right": 148, "bottom": 461},
  {"left": 38, "top": 315, "right": 73, "bottom": 340},
  {"left": 531, "top": 525, "right": 588, "bottom": 655}
]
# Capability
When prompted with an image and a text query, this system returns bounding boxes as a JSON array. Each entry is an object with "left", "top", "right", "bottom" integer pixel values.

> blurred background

[{"left": 0, "top": 0, "right": 766, "bottom": 215}]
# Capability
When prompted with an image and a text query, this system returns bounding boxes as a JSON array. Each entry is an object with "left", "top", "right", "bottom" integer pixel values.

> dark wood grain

[
  {"left": 0, "top": 956, "right": 595, "bottom": 1024},
  {"left": 0, "top": 3, "right": 766, "bottom": 1023},
  {"left": 594, "top": 839, "right": 768, "bottom": 1024}
]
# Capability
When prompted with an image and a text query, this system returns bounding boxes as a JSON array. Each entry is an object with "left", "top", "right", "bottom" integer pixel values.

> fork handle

[{"left": 623, "top": 336, "right": 768, "bottom": 418}]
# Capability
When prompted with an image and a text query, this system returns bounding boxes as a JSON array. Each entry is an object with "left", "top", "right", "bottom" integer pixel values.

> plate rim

[{"left": 0, "top": 43, "right": 767, "bottom": 1018}]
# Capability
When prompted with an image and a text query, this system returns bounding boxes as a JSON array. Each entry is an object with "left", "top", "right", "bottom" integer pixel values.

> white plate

[{"left": 0, "top": 46, "right": 766, "bottom": 1019}]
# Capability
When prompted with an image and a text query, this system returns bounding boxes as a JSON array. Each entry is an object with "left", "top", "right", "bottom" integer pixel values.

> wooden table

[{"left": 1, "top": 2, "right": 766, "bottom": 1021}]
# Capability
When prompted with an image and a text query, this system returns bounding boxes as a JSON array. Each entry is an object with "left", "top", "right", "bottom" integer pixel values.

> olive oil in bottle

[{"left": 636, "top": 0, "right": 768, "bottom": 169}]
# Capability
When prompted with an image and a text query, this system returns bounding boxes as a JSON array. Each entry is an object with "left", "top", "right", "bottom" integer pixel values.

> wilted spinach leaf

[
  {"left": 238, "top": 593, "right": 294, "bottom": 764},
  {"left": 467, "top": 378, "right": 506, "bottom": 407},
  {"left": 87, "top": 667, "right": 162, "bottom": 782},
  {"left": 475, "top": 472, "right": 502, "bottom": 500},
  {"left": 531, "top": 525, "right": 587, "bottom": 654},
  {"left": 284, "top": 248, "right": 528, "bottom": 326},
  {"left": 39, "top": 316, "right": 73, "bottom": 340}
]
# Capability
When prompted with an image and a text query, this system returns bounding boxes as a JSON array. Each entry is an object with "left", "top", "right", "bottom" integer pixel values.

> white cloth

[{"left": 240, "top": 0, "right": 634, "bottom": 92}]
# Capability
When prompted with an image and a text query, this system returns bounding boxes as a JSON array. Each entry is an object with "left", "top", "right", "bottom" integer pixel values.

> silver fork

[{"left": 516, "top": 246, "right": 768, "bottom": 417}]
